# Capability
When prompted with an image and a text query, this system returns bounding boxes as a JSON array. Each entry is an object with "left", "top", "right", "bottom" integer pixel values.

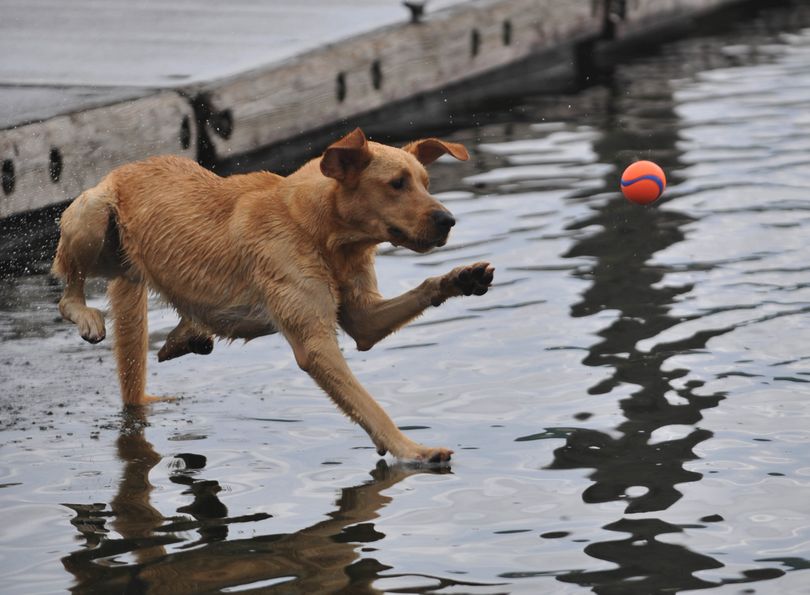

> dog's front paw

[
  {"left": 433, "top": 262, "right": 494, "bottom": 306},
  {"left": 400, "top": 445, "right": 454, "bottom": 464}
]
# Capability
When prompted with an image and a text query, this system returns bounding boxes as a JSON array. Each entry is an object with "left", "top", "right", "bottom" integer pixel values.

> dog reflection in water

[{"left": 61, "top": 411, "right": 473, "bottom": 594}]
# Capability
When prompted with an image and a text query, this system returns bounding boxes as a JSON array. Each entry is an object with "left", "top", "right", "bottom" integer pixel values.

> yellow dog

[{"left": 53, "top": 128, "right": 494, "bottom": 462}]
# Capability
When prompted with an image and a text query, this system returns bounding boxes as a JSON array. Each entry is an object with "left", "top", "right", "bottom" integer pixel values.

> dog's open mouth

[{"left": 388, "top": 226, "right": 447, "bottom": 253}]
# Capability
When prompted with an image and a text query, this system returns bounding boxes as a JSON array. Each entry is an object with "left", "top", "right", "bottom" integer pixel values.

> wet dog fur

[{"left": 52, "top": 128, "right": 494, "bottom": 462}]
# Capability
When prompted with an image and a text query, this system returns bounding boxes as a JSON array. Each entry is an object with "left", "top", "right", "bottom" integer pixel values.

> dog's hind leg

[
  {"left": 157, "top": 317, "right": 214, "bottom": 362},
  {"left": 52, "top": 185, "right": 116, "bottom": 343},
  {"left": 108, "top": 277, "right": 152, "bottom": 406}
]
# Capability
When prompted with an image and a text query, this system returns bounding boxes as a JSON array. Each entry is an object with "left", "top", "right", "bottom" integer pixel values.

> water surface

[{"left": 2, "top": 3, "right": 810, "bottom": 593}]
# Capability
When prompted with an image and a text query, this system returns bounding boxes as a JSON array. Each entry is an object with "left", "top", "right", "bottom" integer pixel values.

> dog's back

[
  {"left": 54, "top": 156, "right": 230, "bottom": 277},
  {"left": 108, "top": 156, "right": 284, "bottom": 307}
]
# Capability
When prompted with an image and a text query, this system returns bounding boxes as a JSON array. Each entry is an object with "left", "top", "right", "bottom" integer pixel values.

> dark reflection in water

[
  {"left": 61, "top": 411, "right": 491, "bottom": 594},
  {"left": 558, "top": 518, "right": 784, "bottom": 594},
  {"left": 63, "top": 412, "right": 177, "bottom": 592},
  {"left": 542, "top": 7, "right": 802, "bottom": 591},
  {"left": 547, "top": 184, "right": 725, "bottom": 512},
  {"left": 546, "top": 48, "right": 726, "bottom": 515}
]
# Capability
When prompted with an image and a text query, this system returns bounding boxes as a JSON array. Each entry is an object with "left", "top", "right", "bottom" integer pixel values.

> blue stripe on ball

[{"left": 621, "top": 174, "right": 664, "bottom": 197}]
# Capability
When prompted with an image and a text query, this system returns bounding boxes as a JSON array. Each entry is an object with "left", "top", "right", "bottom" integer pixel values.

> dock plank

[
  {"left": 0, "top": 0, "right": 754, "bottom": 221},
  {"left": 0, "top": 91, "right": 196, "bottom": 218}
]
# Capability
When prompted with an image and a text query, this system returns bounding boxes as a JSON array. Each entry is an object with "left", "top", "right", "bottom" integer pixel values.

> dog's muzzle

[
  {"left": 388, "top": 209, "right": 456, "bottom": 252},
  {"left": 431, "top": 209, "right": 456, "bottom": 235}
]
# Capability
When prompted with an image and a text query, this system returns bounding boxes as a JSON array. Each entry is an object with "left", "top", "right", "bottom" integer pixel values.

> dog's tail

[
  {"left": 52, "top": 181, "right": 117, "bottom": 280},
  {"left": 51, "top": 235, "right": 68, "bottom": 279},
  {"left": 51, "top": 195, "right": 74, "bottom": 279},
  {"left": 109, "top": 277, "right": 149, "bottom": 406}
]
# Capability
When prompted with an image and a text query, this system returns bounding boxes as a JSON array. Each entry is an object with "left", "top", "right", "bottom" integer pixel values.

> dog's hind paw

[
  {"left": 77, "top": 308, "right": 106, "bottom": 344},
  {"left": 157, "top": 335, "right": 214, "bottom": 362}
]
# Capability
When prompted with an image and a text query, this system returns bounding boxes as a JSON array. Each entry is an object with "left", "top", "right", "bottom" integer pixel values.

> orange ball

[{"left": 620, "top": 160, "right": 666, "bottom": 204}]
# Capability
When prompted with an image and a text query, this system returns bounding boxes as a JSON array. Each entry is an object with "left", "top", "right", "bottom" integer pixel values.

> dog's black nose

[{"left": 431, "top": 210, "right": 456, "bottom": 231}]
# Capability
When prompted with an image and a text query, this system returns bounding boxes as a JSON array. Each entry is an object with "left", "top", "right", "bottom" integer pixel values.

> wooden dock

[{"left": 0, "top": 0, "right": 749, "bottom": 223}]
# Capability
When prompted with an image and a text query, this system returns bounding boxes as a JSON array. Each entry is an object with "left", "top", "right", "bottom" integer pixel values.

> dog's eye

[{"left": 390, "top": 177, "right": 406, "bottom": 191}]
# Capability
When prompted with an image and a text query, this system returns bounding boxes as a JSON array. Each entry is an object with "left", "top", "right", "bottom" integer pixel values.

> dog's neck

[{"left": 283, "top": 168, "right": 379, "bottom": 258}]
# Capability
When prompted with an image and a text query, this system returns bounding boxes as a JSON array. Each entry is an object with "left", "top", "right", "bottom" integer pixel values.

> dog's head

[{"left": 320, "top": 128, "right": 468, "bottom": 253}]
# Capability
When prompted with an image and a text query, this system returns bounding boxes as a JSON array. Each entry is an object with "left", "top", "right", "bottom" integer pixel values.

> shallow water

[{"left": 3, "top": 3, "right": 810, "bottom": 594}]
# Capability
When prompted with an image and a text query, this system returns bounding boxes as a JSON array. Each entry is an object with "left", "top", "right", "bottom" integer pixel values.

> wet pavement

[{"left": 3, "top": 1, "right": 810, "bottom": 593}]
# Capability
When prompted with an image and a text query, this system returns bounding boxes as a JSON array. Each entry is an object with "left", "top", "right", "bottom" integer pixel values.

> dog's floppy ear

[
  {"left": 403, "top": 138, "right": 469, "bottom": 166},
  {"left": 320, "top": 128, "right": 373, "bottom": 182}
]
